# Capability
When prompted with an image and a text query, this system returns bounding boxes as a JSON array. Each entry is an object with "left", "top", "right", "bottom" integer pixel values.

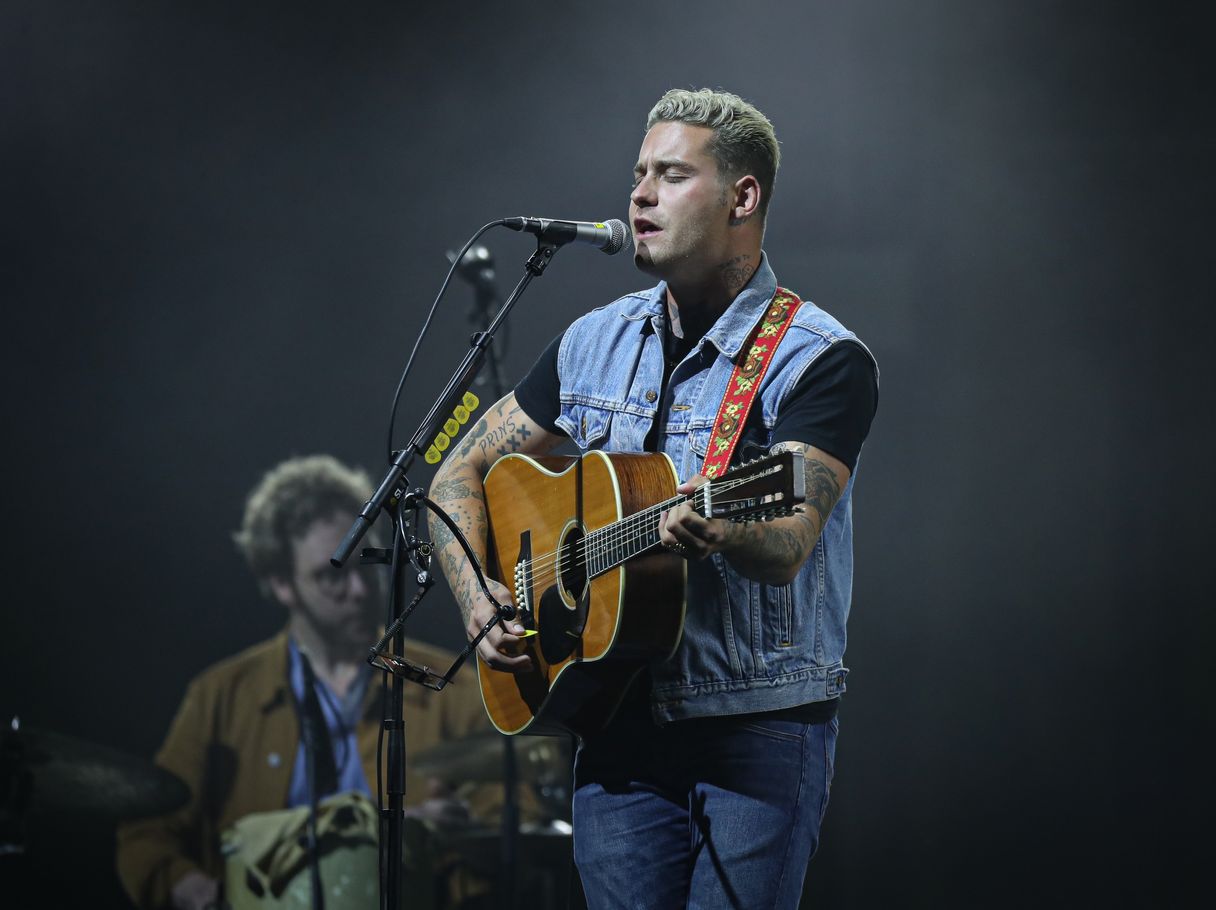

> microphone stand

[
  {"left": 475, "top": 281, "right": 508, "bottom": 398},
  {"left": 333, "top": 236, "right": 563, "bottom": 910},
  {"left": 451, "top": 244, "right": 522, "bottom": 910},
  {"left": 297, "top": 653, "right": 326, "bottom": 910},
  {"left": 457, "top": 265, "right": 520, "bottom": 910}
]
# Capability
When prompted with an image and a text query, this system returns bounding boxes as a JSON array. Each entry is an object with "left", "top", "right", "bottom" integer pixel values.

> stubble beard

[
  {"left": 632, "top": 220, "right": 693, "bottom": 277},
  {"left": 296, "top": 595, "right": 379, "bottom": 656},
  {"left": 633, "top": 241, "right": 657, "bottom": 275}
]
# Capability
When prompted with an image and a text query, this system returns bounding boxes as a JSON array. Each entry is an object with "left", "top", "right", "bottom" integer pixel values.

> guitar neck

[
  {"left": 577, "top": 450, "right": 802, "bottom": 579},
  {"left": 581, "top": 492, "right": 694, "bottom": 578}
]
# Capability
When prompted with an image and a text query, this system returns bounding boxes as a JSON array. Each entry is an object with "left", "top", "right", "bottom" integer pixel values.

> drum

[{"left": 221, "top": 791, "right": 437, "bottom": 910}]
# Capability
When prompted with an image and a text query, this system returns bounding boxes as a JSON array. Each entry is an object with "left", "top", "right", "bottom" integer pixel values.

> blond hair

[{"left": 646, "top": 88, "right": 781, "bottom": 217}]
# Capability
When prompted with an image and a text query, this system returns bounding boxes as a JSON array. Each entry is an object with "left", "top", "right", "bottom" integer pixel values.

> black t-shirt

[{"left": 515, "top": 329, "right": 878, "bottom": 471}]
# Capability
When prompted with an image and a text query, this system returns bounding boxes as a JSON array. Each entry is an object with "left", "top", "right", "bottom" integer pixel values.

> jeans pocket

[{"left": 737, "top": 719, "right": 807, "bottom": 744}]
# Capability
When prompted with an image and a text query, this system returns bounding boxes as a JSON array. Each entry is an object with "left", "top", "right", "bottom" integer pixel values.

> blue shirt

[{"left": 286, "top": 638, "right": 373, "bottom": 806}]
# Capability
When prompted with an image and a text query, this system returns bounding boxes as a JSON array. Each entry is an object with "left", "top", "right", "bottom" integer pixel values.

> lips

[{"left": 633, "top": 217, "right": 662, "bottom": 240}]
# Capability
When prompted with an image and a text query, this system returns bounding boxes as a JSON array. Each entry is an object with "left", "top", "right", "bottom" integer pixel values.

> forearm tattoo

[
  {"left": 429, "top": 477, "right": 484, "bottom": 556},
  {"left": 803, "top": 458, "right": 842, "bottom": 531},
  {"left": 428, "top": 396, "right": 527, "bottom": 619},
  {"left": 428, "top": 476, "right": 487, "bottom": 612},
  {"left": 768, "top": 514, "right": 817, "bottom": 565},
  {"left": 720, "top": 441, "right": 845, "bottom": 580}
]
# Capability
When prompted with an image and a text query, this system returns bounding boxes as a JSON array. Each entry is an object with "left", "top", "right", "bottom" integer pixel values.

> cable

[{"left": 385, "top": 220, "right": 506, "bottom": 462}]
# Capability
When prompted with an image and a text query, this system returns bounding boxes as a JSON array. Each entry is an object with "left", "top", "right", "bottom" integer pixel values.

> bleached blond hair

[{"left": 646, "top": 88, "right": 780, "bottom": 218}]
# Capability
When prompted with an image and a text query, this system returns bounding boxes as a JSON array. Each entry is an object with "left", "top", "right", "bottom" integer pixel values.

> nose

[{"left": 631, "top": 174, "right": 656, "bottom": 210}]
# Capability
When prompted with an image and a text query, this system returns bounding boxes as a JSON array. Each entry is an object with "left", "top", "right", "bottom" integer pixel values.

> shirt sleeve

[
  {"left": 770, "top": 340, "right": 878, "bottom": 472},
  {"left": 513, "top": 331, "right": 566, "bottom": 435}
]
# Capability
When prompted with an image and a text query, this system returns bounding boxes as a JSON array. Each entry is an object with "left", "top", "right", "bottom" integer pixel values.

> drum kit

[
  {"left": 1, "top": 717, "right": 190, "bottom": 844},
  {"left": 216, "top": 731, "right": 575, "bottom": 910},
  {"left": 0, "top": 717, "right": 191, "bottom": 906},
  {"left": 1, "top": 717, "right": 574, "bottom": 910},
  {"left": 412, "top": 730, "right": 576, "bottom": 910}
]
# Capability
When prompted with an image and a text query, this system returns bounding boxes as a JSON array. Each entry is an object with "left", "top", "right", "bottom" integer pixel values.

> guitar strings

[
  {"left": 518, "top": 493, "right": 689, "bottom": 587},
  {"left": 520, "top": 494, "right": 788, "bottom": 594},
  {"left": 518, "top": 473, "right": 787, "bottom": 589},
  {"left": 522, "top": 480, "right": 722, "bottom": 581},
  {"left": 521, "top": 472, "right": 778, "bottom": 581}
]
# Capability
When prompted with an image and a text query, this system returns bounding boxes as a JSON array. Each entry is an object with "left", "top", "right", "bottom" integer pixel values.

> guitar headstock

[{"left": 702, "top": 449, "right": 806, "bottom": 522}]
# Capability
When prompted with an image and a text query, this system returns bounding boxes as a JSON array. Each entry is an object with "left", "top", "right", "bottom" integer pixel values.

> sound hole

[
  {"left": 557, "top": 525, "right": 587, "bottom": 608},
  {"left": 538, "top": 523, "right": 588, "bottom": 664}
]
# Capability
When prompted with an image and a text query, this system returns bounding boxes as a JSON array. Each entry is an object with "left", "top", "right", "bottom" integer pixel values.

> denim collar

[{"left": 620, "top": 253, "right": 779, "bottom": 360}]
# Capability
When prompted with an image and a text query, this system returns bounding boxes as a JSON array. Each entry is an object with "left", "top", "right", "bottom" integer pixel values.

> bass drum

[{"left": 220, "top": 791, "right": 438, "bottom": 910}]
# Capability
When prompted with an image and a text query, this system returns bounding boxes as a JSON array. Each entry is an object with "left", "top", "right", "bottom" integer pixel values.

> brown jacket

[{"left": 115, "top": 630, "right": 493, "bottom": 909}]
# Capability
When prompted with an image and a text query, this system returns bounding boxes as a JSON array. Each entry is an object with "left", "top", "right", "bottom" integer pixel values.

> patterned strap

[{"left": 701, "top": 287, "right": 804, "bottom": 479}]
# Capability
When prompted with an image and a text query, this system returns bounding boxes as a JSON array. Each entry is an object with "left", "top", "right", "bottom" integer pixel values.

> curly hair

[
  {"left": 232, "top": 455, "right": 371, "bottom": 586},
  {"left": 646, "top": 87, "right": 781, "bottom": 218}
]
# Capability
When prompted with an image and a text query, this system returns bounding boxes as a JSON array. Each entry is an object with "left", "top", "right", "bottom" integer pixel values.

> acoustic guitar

[{"left": 478, "top": 448, "right": 805, "bottom": 738}]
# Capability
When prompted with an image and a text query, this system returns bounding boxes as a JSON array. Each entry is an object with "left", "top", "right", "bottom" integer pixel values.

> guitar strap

[{"left": 701, "top": 287, "right": 804, "bottom": 479}]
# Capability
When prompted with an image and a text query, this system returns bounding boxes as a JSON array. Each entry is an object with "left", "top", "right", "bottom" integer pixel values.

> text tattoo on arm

[
  {"left": 455, "top": 397, "right": 533, "bottom": 462},
  {"left": 479, "top": 415, "right": 533, "bottom": 459}
]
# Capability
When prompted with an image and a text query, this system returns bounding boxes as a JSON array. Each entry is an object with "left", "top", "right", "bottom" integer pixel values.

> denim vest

[{"left": 554, "top": 256, "right": 877, "bottom": 723}]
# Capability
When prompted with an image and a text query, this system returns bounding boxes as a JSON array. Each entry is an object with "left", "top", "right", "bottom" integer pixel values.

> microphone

[{"left": 502, "top": 217, "right": 630, "bottom": 255}]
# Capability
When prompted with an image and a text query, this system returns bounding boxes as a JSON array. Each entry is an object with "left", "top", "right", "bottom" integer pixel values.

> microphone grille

[{"left": 602, "top": 219, "right": 630, "bottom": 255}]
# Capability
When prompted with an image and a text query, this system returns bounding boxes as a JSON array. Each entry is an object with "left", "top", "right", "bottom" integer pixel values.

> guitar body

[{"left": 479, "top": 451, "right": 686, "bottom": 739}]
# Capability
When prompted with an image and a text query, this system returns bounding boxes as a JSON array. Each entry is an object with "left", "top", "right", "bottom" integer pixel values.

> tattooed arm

[
  {"left": 427, "top": 392, "right": 565, "bottom": 671},
  {"left": 657, "top": 441, "right": 849, "bottom": 586}
]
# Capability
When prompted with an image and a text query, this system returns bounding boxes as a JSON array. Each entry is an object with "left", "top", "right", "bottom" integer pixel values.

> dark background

[{"left": 4, "top": 1, "right": 1213, "bottom": 907}]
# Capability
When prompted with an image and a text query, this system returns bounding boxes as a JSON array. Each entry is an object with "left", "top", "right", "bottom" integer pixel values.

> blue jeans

[{"left": 572, "top": 695, "right": 838, "bottom": 910}]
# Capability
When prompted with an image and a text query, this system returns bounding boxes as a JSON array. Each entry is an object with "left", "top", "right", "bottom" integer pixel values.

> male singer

[{"left": 429, "top": 88, "right": 878, "bottom": 908}]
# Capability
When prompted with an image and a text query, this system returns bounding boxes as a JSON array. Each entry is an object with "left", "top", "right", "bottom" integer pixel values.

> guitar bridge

[{"left": 513, "top": 530, "right": 534, "bottom": 619}]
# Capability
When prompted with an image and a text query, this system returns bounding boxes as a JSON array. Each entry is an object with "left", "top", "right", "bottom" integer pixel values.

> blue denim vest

[{"left": 554, "top": 256, "right": 876, "bottom": 723}]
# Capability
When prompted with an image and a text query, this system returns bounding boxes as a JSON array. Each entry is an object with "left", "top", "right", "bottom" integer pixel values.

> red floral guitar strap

[{"left": 701, "top": 287, "right": 804, "bottom": 479}]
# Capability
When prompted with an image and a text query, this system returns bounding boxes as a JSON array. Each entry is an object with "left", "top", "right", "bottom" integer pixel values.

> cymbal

[
  {"left": 2, "top": 724, "right": 189, "bottom": 820},
  {"left": 411, "top": 731, "right": 569, "bottom": 785}
]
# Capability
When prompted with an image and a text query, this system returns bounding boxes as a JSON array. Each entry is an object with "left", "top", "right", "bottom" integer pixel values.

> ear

[
  {"left": 267, "top": 575, "right": 296, "bottom": 609},
  {"left": 731, "top": 175, "right": 762, "bottom": 223}
]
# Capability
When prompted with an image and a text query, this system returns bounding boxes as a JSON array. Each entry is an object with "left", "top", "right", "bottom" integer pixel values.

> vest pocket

[
  {"left": 555, "top": 401, "right": 611, "bottom": 450},
  {"left": 764, "top": 582, "right": 794, "bottom": 647}
]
